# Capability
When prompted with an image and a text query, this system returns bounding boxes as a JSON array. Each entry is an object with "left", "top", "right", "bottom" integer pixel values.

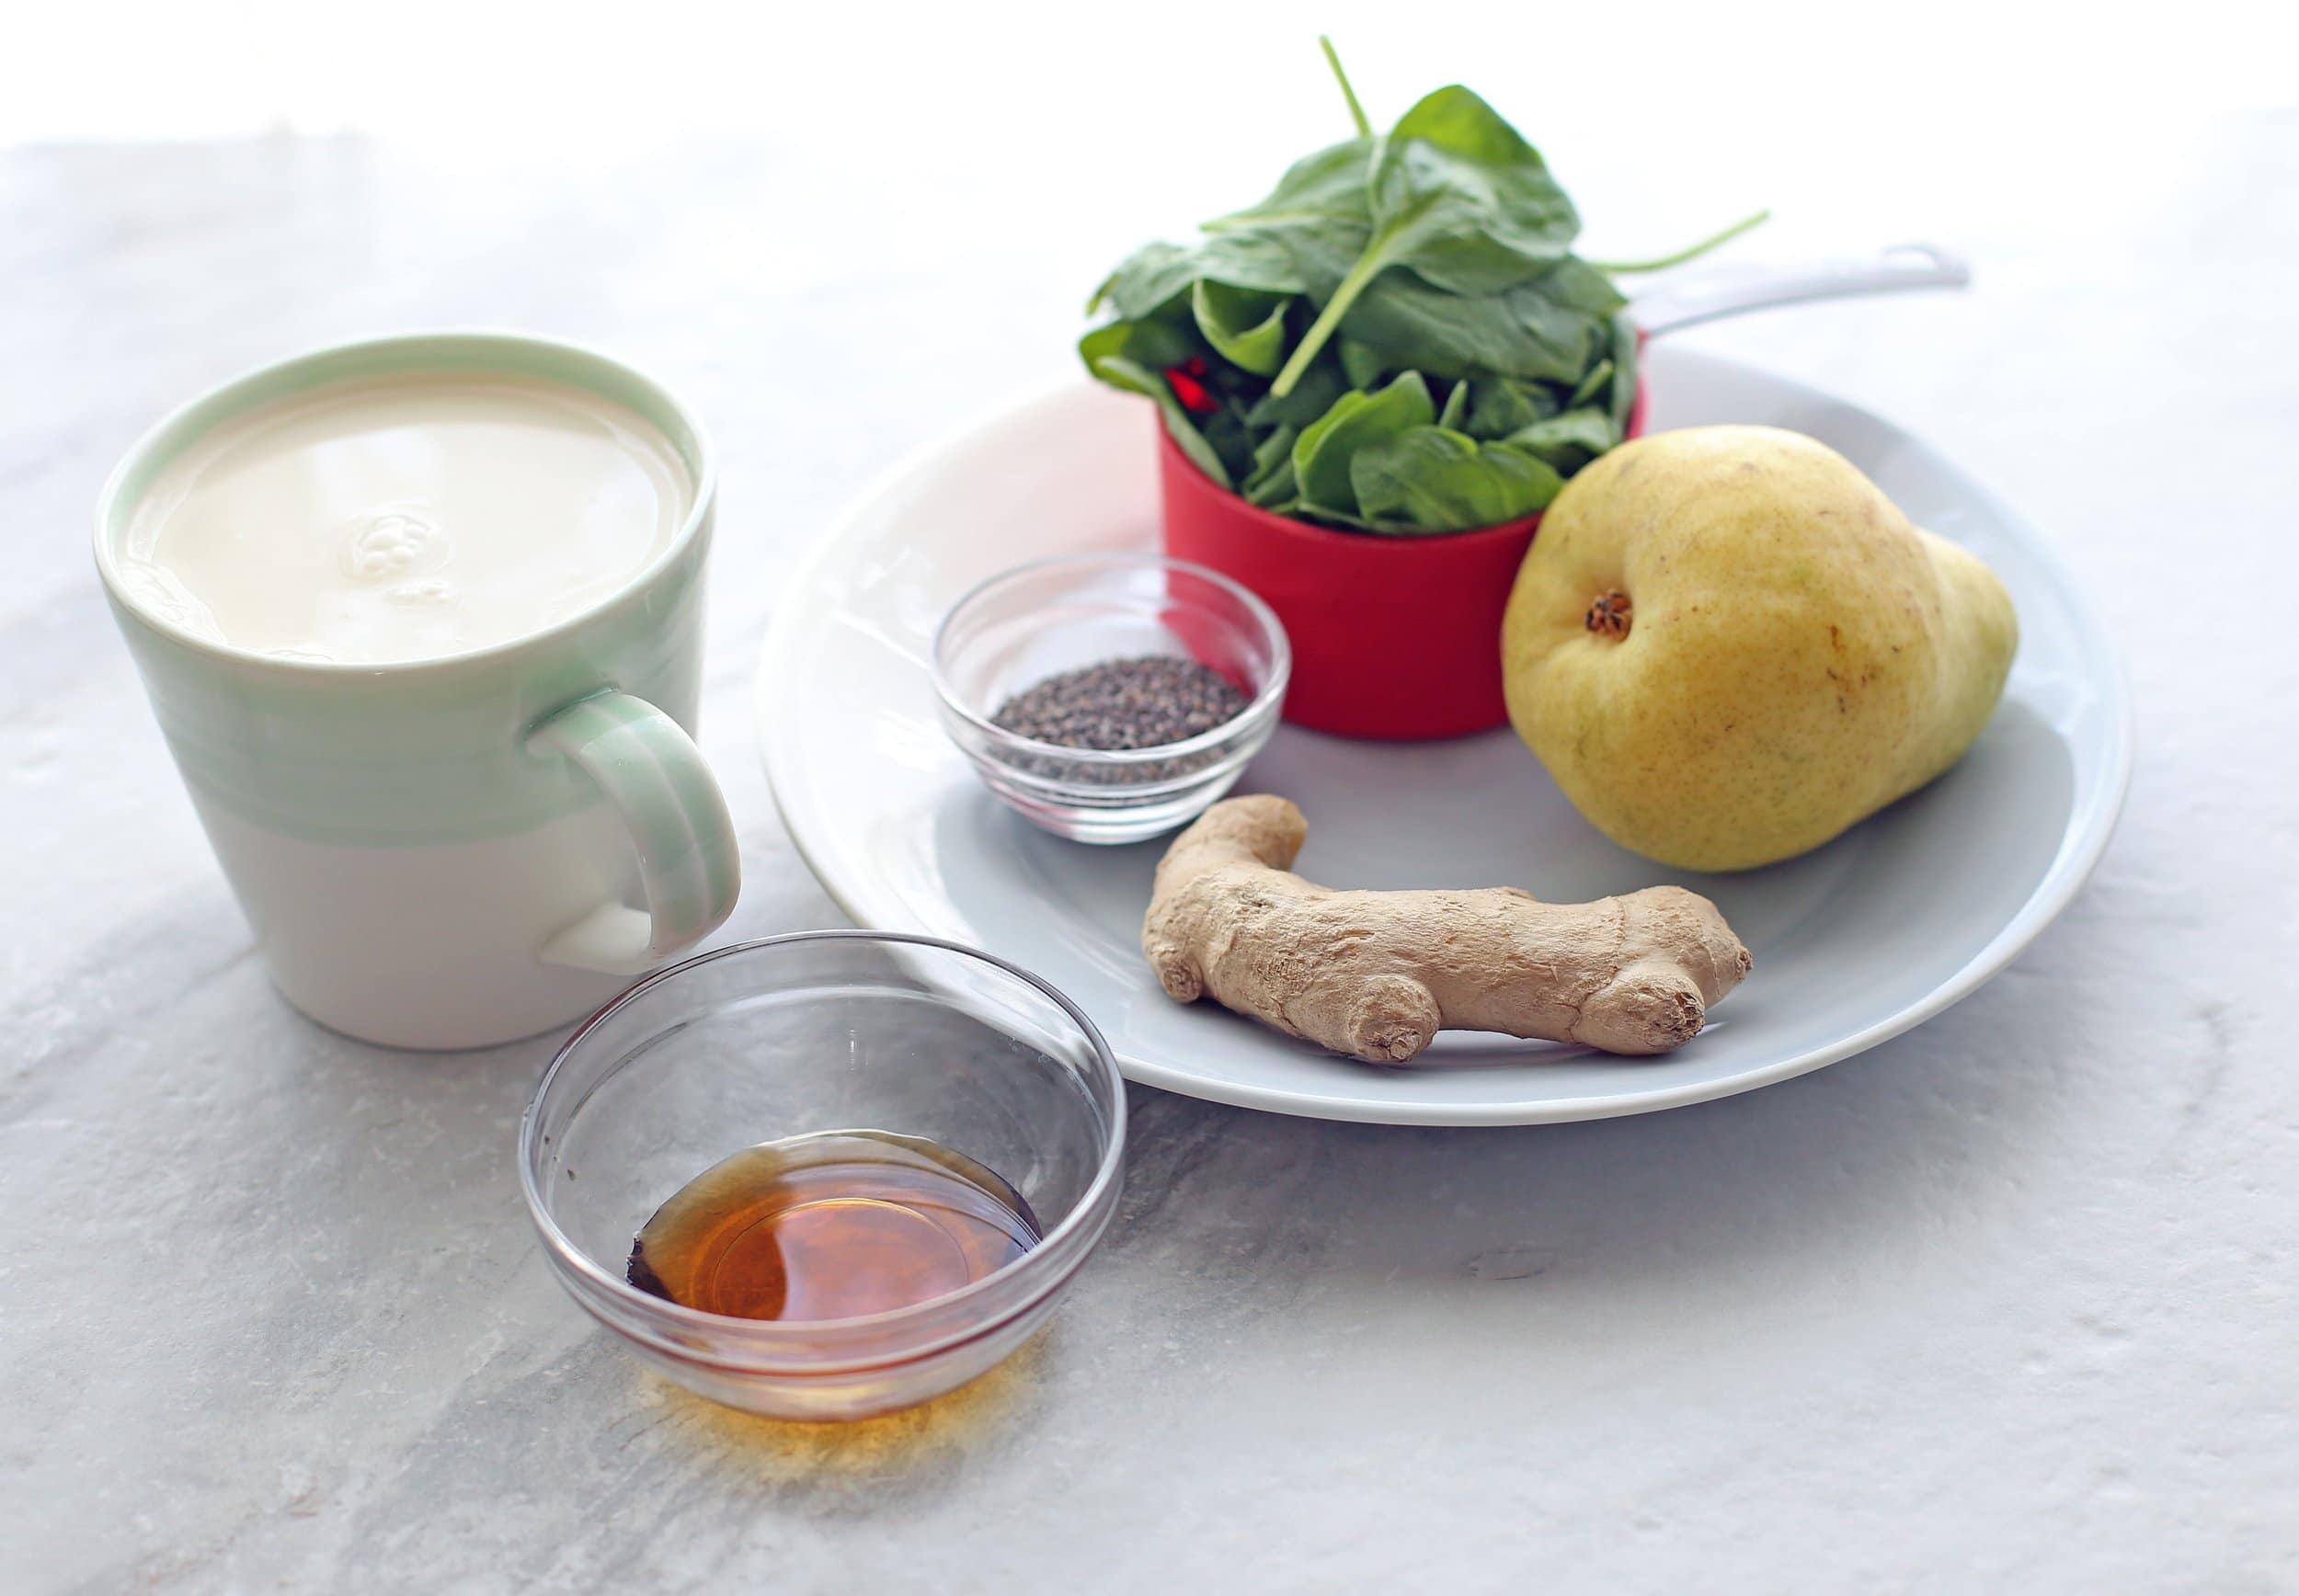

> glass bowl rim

[
  {"left": 930, "top": 552, "right": 1292, "bottom": 767},
  {"left": 518, "top": 929, "right": 1128, "bottom": 1345}
]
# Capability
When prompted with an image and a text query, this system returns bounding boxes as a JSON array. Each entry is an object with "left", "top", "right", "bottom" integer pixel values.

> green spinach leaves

[{"left": 1082, "top": 38, "right": 1762, "bottom": 536}]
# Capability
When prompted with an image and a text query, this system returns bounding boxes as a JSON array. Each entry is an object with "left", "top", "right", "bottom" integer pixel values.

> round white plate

[{"left": 758, "top": 347, "right": 2132, "bottom": 1125}]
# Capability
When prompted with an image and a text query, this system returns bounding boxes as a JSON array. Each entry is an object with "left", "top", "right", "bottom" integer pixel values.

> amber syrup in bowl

[
  {"left": 520, "top": 930, "right": 1126, "bottom": 1419},
  {"left": 627, "top": 1131, "right": 1042, "bottom": 1322}
]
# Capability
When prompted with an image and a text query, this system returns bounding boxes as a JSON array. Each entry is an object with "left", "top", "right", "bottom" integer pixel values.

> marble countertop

[{"left": 4, "top": 54, "right": 2295, "bottom": 1592}]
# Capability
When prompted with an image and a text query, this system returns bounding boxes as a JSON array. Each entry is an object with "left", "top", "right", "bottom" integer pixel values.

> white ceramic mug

[{"left": 95, "top": 333, "right": 741, "bottom": 1048}]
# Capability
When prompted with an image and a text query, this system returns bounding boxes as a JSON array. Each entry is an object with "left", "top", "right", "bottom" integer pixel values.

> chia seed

[
  {"left": 989, "top": 656, "right": 1251, "bottom": 785},
  {"left": 993, "top": 656, "right": 1249, "bottom": 749}
]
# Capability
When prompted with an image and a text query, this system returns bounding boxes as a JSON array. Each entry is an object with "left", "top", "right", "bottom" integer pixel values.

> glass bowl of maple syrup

[{"left": 519, "top": 930, "right": 1127, "bottom": 1421}]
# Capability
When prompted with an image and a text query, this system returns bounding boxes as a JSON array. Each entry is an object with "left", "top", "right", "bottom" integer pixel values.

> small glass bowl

[
  {"left": 519, "top": 932, "right": 1126, "bottom": 1421},
  {"left": 932, "top": 553, "right": 1289, "bottom": 844}
]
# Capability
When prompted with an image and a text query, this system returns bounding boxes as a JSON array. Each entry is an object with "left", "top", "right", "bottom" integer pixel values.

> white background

[{"left": 7, "top": 0, "right": 2291, "bottom": 255}]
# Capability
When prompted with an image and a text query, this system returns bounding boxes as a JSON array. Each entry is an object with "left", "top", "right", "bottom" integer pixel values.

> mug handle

[{"left": 527, "top": 691, "right": 741, "bottom": 976}]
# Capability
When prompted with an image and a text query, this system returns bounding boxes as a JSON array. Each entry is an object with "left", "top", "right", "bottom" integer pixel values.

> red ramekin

[{"left": 1157, "top": 380, "right": 1648, "bottom": 740}]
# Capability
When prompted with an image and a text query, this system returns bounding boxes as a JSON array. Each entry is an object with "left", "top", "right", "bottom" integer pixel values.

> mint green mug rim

[{"left": 92, "top": 329, "right": 720, "bottom": 678}]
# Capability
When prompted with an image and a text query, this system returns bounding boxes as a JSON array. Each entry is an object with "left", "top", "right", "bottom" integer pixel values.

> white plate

[{"left": 758, "top": 348, "right": 2132, "bottom": 1125}]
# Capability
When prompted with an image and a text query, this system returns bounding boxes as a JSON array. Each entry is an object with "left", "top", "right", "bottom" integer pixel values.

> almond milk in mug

[{"left": 96, "top": 334, "right": 740, "bottom": 1047}]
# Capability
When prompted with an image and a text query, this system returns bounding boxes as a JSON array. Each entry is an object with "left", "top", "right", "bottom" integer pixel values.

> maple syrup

[{"left": 627, "top": 1130, "right": 1042, "bottom": 1322}]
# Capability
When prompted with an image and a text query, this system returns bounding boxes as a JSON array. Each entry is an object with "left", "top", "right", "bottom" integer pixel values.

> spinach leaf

[
  {"left": 1464, "top": 376, "right": 1561, "bottom": 439},
  {"left": 1245, "top": 460, "right": 1298, "bottom": 509},
  {"left": 1241, "top": 424, "right": 1298, "bottom": 502},
  {"left": 1077, "top": 313, "right": 1197, "bottom": 377},
  {"left": 1090, "top": 355, "right": 1233, "bottom": 490},
  {"left": 1192, "top": 279, "right": 1293, "bottom": 376},
  {"left": 1338, "top": 337, "right": 1389, "bottom": 391},
  {"left": 1199, "top": 397, "right": 1263, "bottom": 486},
  {"left": 1270, "top": 84, "right": 1581, "bottom": 395},
  {"left": 1436, "top": 378, "right": 1470, "bottom": 431},
  {"left": 1092, "top": 234, "right": 1307, "bottom": 322},
  {"left": 1077, "top": 318, "right": 1127, "bottom": 370},
  {"left": 1243, "top": 352, "right": 1349, "bottom": 430},
  {"left": 1607, "top": 312, "right": 1640, "bottom": 435},
  {"left": 1351, "top": 428, "right": 1565, "bottom": 532},
  {"left": 1080, "top": 39, "right": 1714, "bottom": 537},
  {"left": 1534, "top": 255, "right": 1631, "bottom": 316},
  {"left": 1203, "top": 37, "right": 1373, "bottom": 229},
  {"left": 1566, "top": 358, "right": 1614, "bottom": 411},
  {"left": 1368, "top": 87, "right": 1580, "bottom": 295},
  {"left": 1202, "top": 139, "right": 1373, "bottom": 234},
  {"left": 1344, "top": 267, "right": 1607, "bottom": 382},
  {"left": 1254, "top": 218, "right": 1622, "bottom": 387},
  {"left": 1258, "top": 214, "right": 1369, "bottom": 300},
  {"left": 1504, "top": 407, "right": 1617, "bottom": 473},
  {"left": 1291, "top": 370, "right": 1435, "bottom": 520}
]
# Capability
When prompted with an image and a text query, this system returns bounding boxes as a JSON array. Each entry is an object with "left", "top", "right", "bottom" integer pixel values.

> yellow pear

[{"left": 1500, "top": 426, "right": 2017, "bottom": 871}]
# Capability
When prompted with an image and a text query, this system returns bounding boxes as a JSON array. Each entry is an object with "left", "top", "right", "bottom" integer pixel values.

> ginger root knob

[{"left": 1142, "top": 795, "right": 1751, "bottom": 1063}]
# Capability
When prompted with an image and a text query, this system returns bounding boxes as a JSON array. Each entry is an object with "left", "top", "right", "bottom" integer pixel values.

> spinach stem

[
  {"left": 1586, "top": 209, "right": 1772, "bottom": 273},
  {"left": 1271, "top": 242, "right": 1389, "bottom": 396},
  {"left": 1320, "top": 35, "right": 1371, "bottom": 139}
]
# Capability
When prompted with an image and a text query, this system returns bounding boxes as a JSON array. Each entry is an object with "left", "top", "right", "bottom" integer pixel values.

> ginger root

[{"left": 1142, "top": 795, "right": 1752, "bottom": 1063}]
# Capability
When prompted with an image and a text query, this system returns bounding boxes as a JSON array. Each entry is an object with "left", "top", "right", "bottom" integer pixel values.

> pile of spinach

[{"left": 1081, "top": 38, "right": 1764, "bottom": 535}]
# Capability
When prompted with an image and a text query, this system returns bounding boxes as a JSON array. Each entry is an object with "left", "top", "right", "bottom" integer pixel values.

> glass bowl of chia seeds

[{"left": 932, "top": 553, "right": 1289, "bottom": 843}]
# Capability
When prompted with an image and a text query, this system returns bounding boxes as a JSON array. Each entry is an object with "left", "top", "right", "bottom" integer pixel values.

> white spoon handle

[{"left": 1630, "top": 243, "right": 1972, "bottom": 336}]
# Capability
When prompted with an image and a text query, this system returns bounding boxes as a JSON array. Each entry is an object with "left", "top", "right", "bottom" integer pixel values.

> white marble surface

[{"left": 4, "top": 28, "right": 2297, "bottom": 1590}]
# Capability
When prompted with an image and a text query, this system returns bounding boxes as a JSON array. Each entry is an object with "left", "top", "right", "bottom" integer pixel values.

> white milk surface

[{"left": 119, "top": 371, "right": 692, "bottom": 664}]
